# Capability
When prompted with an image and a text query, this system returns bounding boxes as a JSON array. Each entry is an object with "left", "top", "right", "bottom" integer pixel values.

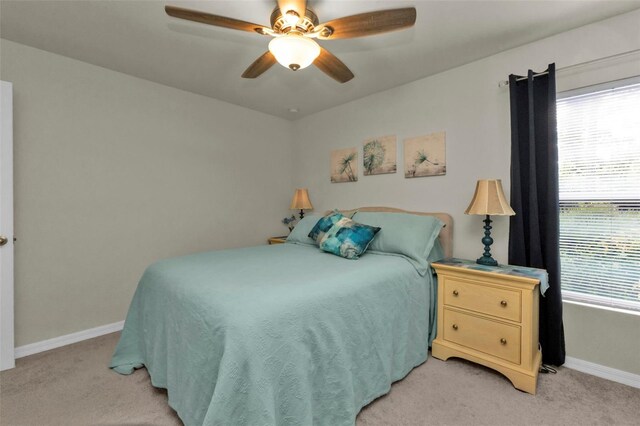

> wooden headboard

[{"left": 330, "top": 206, "right": 454, "bottom": 258}]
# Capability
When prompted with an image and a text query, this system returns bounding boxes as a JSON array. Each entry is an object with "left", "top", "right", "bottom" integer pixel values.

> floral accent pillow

[
  {"left": 318, "top": 217, "right": 381, "bottom": 259},
  {"left": 308, "top": 211, "right": 344, "bottom": 243}
]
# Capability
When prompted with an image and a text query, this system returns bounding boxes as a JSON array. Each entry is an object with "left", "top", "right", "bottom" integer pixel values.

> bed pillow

[
  {"left": 351, "top": 211, "right": 444, "bottom": 275},
  {"left": 285, "top": 215, "right": 322, "bottom": 246},
  {"left": 308, "top": 210, "right": 344, "bottom": 243},
  {"left": 318, "top": 217, "right": 381, "bottom": 259},
  {"left": 427, "top": 238, "right": 446, "bottom": 263}
]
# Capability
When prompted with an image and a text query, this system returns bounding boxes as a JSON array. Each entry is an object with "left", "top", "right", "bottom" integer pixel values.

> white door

[{"left": 0, "top": 80, "right": 14, "bottom": 371}]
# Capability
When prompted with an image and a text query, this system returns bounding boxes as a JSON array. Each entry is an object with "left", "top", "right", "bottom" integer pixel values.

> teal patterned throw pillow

[
  {"left": 318, "top": 217, "right": 381, "bottom": 259},
  {"left": 308, "top": 211, "right": 344, "bottom": 243}
]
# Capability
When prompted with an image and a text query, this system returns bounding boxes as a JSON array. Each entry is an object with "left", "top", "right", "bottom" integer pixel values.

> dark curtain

[{"left": 508, "top": 63, "right": 565, "bottom": 366}]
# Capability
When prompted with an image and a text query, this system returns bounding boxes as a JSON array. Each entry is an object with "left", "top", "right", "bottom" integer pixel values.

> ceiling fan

[{"left": 165, "top": 0, "right": 416, "bottom": 83}]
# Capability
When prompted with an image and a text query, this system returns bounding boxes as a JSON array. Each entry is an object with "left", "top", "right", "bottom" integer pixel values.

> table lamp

[
  {"left": 464, "top": 179, "right": 515, "bottom": 266},
  {"left": 290, "top": 188, "right": 313, "bottom": 219}
]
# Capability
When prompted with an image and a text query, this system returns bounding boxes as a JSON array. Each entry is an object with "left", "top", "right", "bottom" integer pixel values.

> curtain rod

[{"left": 497, "top": 49, "right": 640, "bottom": 88}]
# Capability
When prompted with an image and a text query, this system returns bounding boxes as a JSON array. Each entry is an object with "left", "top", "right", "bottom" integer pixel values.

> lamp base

[
  {"left": 476, "top": 214, "right": 498, "bottom": 267},
  {"left": 476, "top": 255, "right": 498, "bottom": 266},
  {"left": 299, "top": 209, "right": 305, "bottom": 219}
]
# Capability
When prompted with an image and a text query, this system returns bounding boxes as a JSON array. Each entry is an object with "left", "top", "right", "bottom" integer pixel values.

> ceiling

[{"left": 2, "top": 1, "right": 640, "bottom": 119}]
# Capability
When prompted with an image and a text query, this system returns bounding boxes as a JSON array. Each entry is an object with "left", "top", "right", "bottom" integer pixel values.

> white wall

[
  {"left": 292, "top": 10, "right": 640, "bottom": 374},
  {"left": 0, "top": 40, "right": 294, "bottom": 347}
]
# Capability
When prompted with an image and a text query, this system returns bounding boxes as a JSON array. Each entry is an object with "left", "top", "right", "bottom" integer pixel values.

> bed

[{"left": 110, "top": 207, "right": 453, "bottom": 426}]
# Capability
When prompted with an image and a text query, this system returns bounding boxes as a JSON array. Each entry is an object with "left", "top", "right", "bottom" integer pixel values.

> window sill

[{"left": 562, "top": 299, "right": 640, "bottom": 317}]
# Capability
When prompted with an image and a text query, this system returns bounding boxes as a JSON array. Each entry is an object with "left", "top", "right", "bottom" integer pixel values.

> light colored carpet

[{"left": 1, "top": 332, "right": 639, "bottom": 425}]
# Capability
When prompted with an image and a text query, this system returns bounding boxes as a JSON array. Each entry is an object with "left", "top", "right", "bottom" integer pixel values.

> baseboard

[
  {"left": 564, "top": 356, "right": 640, "bottom": 389},
  {"left": 14, "top": 320, "right": 124, "bottom": 359}
]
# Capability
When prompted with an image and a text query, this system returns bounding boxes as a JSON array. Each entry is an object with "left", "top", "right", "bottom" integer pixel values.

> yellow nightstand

[
  {"left": 268, "top": 236, "right": 287, "bottom": 245},
  {"left": 431, "top": 259, "right": 543, "bottom": 394}
]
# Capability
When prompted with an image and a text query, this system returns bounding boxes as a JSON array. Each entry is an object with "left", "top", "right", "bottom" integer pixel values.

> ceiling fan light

[
  {"left": 283, "top": 11, "right": 300, "bottom": 27},
  {"left": 268, "top": 33, "right": 320, "bottom": 71}
]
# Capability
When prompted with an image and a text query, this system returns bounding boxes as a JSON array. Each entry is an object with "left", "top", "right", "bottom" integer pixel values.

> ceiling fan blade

[
  {"left": 242, "top": 51, "right": 277, "bottom": 79},
  {"left": 316, "top": 8, "right": 416, "bottom": 40},
  {"left": 314, "top": 47, "right": 354, "bottom": 83},
  {"left": 165, "top": 5, "right": 270, "bottom": 35},
  {"left": 277, "top": 0, "right": 307, "bottom": 19}
]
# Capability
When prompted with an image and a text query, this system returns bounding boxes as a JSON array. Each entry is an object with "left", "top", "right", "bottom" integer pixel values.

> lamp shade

[
  {"left": 269, "top": 33, "right": 321, "bottom": 71},
  {"left": 290, "top": 188, "right": 313, "bottom": 210},
  {"left": 464, "top": 179, "right": 515, "bottom": 216}
]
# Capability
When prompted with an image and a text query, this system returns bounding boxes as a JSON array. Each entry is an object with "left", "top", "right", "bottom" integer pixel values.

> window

[{"left": 557, "top": 79, "right": 640, "bottom": 312}]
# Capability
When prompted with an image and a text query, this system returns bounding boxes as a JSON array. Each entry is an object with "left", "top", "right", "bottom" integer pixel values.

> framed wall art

[
  {"left": 330, "top": 147, "right": 358, "bottom": 183},
  {"left": 363, "top": 135, "right": 397, "bottom": 176},
  {"left": 404, "top": 131, "right": 446, "bottom": 178}
]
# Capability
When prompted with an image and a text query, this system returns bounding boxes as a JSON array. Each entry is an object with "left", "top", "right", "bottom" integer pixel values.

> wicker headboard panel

[{"left": 330, "top": 206, "right": 454, "bottom": 258}]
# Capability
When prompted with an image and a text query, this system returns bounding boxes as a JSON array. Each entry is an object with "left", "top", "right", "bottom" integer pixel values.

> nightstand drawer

[
  {"left": 443, "top": 277, "right": 521, "bottom": 322},
  {"left": 443, "top": 308, "right": 521, "bottom": 365}
]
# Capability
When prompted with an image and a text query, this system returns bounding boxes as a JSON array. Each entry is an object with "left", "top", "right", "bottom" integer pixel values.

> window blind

[{"left": 557, "top": 81, "right": 640, "bottom": 312}]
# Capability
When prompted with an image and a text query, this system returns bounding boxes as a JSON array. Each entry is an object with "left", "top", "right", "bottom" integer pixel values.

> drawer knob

[
  {"left": 452, "top": 324, "right": 458, "bottom": 330},
  {"left": 452, "top": 290, "right": 459, "bottom": 296},
  {"left": 500, "top": 300, "right": 508, "bottom": 307},
  {"left": 500, "top": 338, "right": 507, "bottom": 345}
]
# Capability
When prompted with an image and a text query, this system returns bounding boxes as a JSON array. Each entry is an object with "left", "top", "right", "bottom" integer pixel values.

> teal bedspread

[{"left": 110, "top": 243, "right": 437, "bottom": 426}]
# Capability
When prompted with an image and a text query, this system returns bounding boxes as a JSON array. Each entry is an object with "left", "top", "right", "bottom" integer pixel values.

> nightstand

[
  {"left": 268, "top": 236, "right": 287, "bottom": 245},
  {"left": 431, "top": 258, "right": 545, "bottom": 394}
]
